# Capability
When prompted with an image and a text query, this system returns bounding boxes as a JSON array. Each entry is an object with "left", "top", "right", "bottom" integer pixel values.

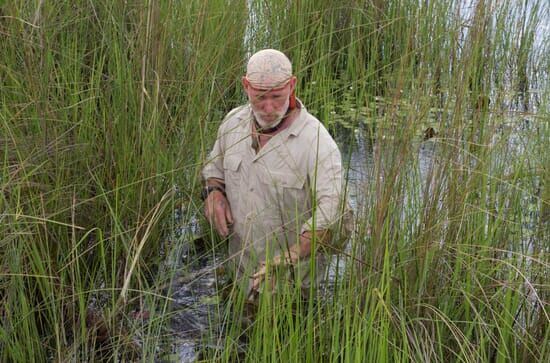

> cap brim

[{"left": 245, "top": 77, "right": 291, "bottom": 91}]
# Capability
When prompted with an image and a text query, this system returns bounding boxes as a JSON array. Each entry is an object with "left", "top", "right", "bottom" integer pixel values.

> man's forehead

[{"left": 247, "top": 81, "right": 290, "bottom": 93}]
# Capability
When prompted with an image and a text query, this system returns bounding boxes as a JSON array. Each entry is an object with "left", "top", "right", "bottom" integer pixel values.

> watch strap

[{"left": 201, "top": 185, "right": 226, "bottom": 201}]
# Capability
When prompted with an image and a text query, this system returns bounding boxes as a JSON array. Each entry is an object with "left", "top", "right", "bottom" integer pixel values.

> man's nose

[{"left": 262, "top": 100, "right": 274, "bottom": 113}]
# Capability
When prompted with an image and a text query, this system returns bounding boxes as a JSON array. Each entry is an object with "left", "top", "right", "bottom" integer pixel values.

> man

[{"left": 201, "top": 49, "right": 350, "bottom": 298}]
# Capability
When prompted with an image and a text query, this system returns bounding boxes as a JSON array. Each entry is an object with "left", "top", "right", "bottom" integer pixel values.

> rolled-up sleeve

[
  {"left": 202, "top": 123, "right": 226, "bottom": 182},
  {"left": 202, "top": 107, "right": 247, "bottom": 182}
]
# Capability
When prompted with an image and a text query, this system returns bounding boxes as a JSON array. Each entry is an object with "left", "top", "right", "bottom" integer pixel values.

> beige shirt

[{"left": 202, "top": 102, "right": 347, "bottom": 282}]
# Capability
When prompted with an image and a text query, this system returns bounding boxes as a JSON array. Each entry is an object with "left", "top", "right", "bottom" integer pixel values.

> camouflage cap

[{"left": 245, "top": 49, "right": 293, "bottom": 89}]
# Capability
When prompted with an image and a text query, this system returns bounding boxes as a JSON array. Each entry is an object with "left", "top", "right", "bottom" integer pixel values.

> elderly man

[{"left": 201, "top": 49, "right": 349, "bottom": 297}]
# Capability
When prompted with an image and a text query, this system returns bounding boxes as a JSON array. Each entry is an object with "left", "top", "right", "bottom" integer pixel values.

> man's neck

[
  {"left": 251, "top": 108, "right": 299, "bottom": 151},
  {"left": 254, "top": 118, "right": 284, "bottom": 134}
]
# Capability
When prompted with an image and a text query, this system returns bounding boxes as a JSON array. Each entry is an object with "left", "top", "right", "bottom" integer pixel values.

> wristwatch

[{"left": 201, "top": 185, "right": 226, "bottom": 201}]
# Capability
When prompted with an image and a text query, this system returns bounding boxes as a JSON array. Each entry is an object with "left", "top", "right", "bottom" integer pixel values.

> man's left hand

[
  {"left": 248, "top": 229, "right": 334, "bottom": 297},
  {"left": 248, "top": 231, "right": 318, "bottom": 298},
  {"left": 249, "top": 250, "right": 299, "bottom": 295}
]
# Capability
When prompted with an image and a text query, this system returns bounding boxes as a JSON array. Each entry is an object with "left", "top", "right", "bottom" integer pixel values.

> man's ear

[
  {"left": 289, "top": 76, "right": 297, "bottom": 109},
  {"left": 289, "top": 76, "right": 297, "bottom": 91},
  {"left": 241, "top": 77, "right": 249, "bottom": 91}
]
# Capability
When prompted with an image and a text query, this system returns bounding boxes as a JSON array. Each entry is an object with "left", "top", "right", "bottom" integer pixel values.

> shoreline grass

[{"left": 1, "top": 0, "right": 548, "bottom": 361}]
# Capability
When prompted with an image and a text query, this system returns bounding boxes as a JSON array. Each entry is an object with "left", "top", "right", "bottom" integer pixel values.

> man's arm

[
  {"left": 250, "top": 230, "right": 331, "bottom": 292},
  {"left": 201, "top": 114, "right": 234, "bottom": 238},
  {"left": 203, "top": 178, "right": 233, "bottom": 237},
  {"left": 280, "top": 230, "right": 332, "bottom": 264},
  {"left": 299, "top": 125, "right": 346, "bottom": 248}
]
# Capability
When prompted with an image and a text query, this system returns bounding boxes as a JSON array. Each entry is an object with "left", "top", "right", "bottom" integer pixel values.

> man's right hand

[{"left": 204, "top": 190, "right": 233, "bottom": 237}]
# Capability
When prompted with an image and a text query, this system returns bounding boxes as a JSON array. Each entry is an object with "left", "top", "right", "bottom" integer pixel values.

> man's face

[{"left": 243, "top": 77, "right": 296, "bottom": 126}]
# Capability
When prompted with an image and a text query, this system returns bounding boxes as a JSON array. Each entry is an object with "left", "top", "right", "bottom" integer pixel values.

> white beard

[{"left": 252, "top": 97, "right": 290, "bottom": 129}]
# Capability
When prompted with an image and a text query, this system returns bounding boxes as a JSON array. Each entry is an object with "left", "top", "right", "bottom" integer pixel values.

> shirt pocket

[
  {"left": 259, "top": 171, "right": 308, "bottom": 220},
  {"left": 223, "top": 156, "right": 242, "bottom": 201}
]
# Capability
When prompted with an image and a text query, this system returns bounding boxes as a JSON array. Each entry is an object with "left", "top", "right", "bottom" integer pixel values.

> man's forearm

[
  {"left": 250, "top": 229, "right": 332, "bottom": 295},
  {"left": 282, "top": 230, "right": 331, "bottom": 265}
]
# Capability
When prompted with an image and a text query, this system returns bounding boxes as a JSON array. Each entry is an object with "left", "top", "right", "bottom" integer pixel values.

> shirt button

[{"left": 250, "top": 188, "right": 254, "bottom": 192}]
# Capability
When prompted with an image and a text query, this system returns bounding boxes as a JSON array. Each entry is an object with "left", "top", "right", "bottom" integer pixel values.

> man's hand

[
  {"left": 249, "top": 250, "right": 298, "bottom": 295},
  {"left": 248, "top": 231, "right": 319, "bottom": 298},
  {"left": 247, "top": 230, "right": 333, "bottom": 298},
  {"left": 204, "top": 189, "right": 233, "bottom": 237},
  {"left": 249, "top": 263, "right": 269, "bottom": 299}
]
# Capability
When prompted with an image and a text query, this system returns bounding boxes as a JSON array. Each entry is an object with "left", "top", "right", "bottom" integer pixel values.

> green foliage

[
  {"left": 0, "top": 0, "right": 548, "bottom": 361},
  {"left": 0, "top": 0, "right": 248, "bottom": 360}
]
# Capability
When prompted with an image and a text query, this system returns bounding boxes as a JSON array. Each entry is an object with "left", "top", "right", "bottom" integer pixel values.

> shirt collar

[
  {"left": 286, "top": 99, "right": 308, "bottom": 137},
  {"left": 244, "top": 98, "right": 308, "bottom": 137}
]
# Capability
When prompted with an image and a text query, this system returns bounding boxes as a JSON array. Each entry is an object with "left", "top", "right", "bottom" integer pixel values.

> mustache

[{"left": 256, "top": 111, "right": 284, "bottom": 118}]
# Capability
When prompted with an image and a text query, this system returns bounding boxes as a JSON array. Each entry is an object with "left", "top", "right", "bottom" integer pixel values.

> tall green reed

[
  {"left": 1, "top": 0, "right": 248, "bottom": 360},
  {"left": 1, "top": 0, "right": 548, "bottom": 361},
  {"left": 232, "top": 0, "right": 549, "bottom": 362}
]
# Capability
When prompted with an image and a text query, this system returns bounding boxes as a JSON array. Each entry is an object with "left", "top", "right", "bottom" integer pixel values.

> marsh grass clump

[
  {"left": 0, "top": 0, "right": 548, "bottom": 361},
  {"left": 1, "top": 0, "right": 247, "bottom": 360}
]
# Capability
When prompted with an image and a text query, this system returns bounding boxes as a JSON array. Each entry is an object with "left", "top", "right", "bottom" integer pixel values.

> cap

[{"left": 245, "top": 49, "right": 292, "bottom": 89}]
